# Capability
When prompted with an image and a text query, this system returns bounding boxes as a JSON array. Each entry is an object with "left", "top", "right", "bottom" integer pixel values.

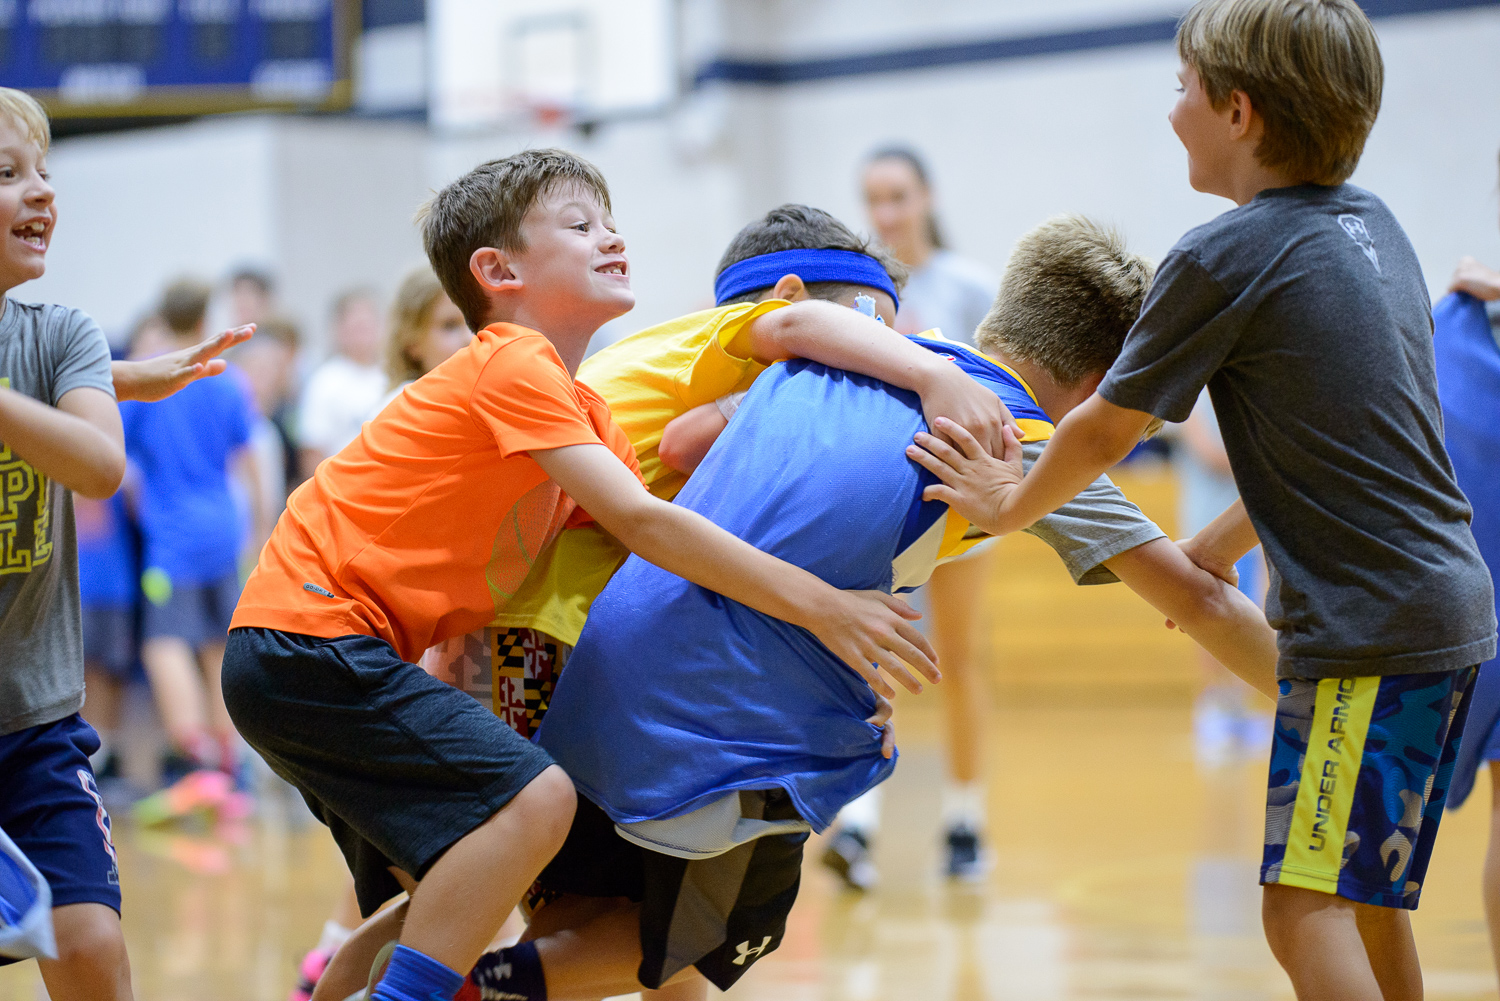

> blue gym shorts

[
  {"left": 143, "top": 570, "right": 241, "bottom": 648},
  {"left": 222, "top": 626, "right": 558, "bottom": 917},
  {"left": 0, "top": 713, "right": 121, "bottom": 965},
  {"left": 1262, "top": 666, "right": 1476, "bottom": 909}
]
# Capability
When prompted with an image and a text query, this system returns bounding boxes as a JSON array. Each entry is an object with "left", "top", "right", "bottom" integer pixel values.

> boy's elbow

[
  {"left": 656, "top": 430, "right": 692, "bottom": 475},
  {"left": 76, "top": 455, "right": 126, "bottom": 499}
]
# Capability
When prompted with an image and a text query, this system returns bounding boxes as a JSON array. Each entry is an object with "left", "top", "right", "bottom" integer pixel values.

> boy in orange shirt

[{"left": 223, "top": 150, "right": 951, "bottom": 1001}]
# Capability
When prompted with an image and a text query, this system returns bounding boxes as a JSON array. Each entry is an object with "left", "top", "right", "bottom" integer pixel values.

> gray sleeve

[
  {"left": 1020, "top": 441, "right": 1167, "bottom": 585},
  {"left": 50, "top": 307, "right": 115, "bottom": 403},
  {"left": 1097, "top": 250, "right": 1235, "bottom": 424}
]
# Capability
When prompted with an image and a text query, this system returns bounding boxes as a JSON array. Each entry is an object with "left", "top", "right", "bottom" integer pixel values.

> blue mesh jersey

[{"left": 536, "top": 338, "right": 1055, "bottom": 832}]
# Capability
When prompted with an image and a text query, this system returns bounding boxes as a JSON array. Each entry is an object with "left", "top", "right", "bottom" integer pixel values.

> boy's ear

[
  {"left": 770, "top": 273, "right": 809, "bottom": 302},
  {"left": 1226, "top": 89, "right": 1256, "bottom": 139},
  {"left": 470, "top": 247, "right": 522, "bottom": 294}
]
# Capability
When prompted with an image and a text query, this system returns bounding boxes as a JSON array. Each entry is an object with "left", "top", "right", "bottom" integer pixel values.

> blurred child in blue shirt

[{"left": 121, "top": 279, "right": 265, "bottom": 792}]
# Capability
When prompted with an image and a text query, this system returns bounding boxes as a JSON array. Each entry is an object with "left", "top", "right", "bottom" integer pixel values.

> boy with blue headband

[{"left": 436, "top": 216, "right": 1281, "bottom": 1001}]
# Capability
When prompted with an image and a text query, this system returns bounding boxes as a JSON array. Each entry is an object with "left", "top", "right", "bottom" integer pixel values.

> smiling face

[
  {"left": 509, "top": 184, "right": 634, "bottom": 332},
  {"left": 0, "top": 117, "right": 54, "bottom": 293},
  {"left": 1169, "top": 63, "right": 1238, "bottom": 198}
]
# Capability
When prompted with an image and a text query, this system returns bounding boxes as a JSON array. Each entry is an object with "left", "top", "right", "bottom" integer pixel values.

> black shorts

[
  {"left": 535, "top": 791, "right": 808, "bottom": 991},
  {"left": 0, "top": 714, "right": 121, "bottom": 967},
  {"left": 82, "top": 604, "right": 136, "bottom": 677},
  {"left": 222, "top": 626, "right": 557, "bottom": 916},
  {"left": 143, "top": 572, "right": 241, "bottom": 648}
]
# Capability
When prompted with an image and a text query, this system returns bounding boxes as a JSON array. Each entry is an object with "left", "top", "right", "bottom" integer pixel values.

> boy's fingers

[
  {"left": 889, "top": 624, "right": 939, "bottom": 681},
  {"left": 846, "top": 658, "right": 896, "bottom": 699},
  {"left": 905, "top": 445, "right": 960, "bottom": 484},
  {"left": 873, "top": 591, "right": 921, "bottom": 621},
  {"left": 921, "top": 483, "right": 960, "bottom": 506},
  {"left": 872, "top": 654, "right": 923, "bottom": 694},
  {"left": 933, "top": 417, "right": 987, "bottom": 460},
  {"left": 865, "top": 695, "right": 894, "bottom": 728},
  {"left": 880, "top": 722, "right": 896, "bottom": 759},
  {"left": 1001, "top": 423, "right": 1024, "bottom": 463},
  {"left": 912, "top": 431, "right": 968, "bottom": 469}
]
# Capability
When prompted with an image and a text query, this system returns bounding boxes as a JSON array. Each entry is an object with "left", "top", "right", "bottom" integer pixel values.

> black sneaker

[
  {"left": 944, "top": 825, "right": 991, "bottom": 883},
  {"left": 820, "top": 828, "right": 877, "bottom": 891}
]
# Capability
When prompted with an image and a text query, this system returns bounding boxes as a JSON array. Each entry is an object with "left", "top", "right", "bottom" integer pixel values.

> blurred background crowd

[{"left": 3, "top": 0, "right": 1500, "bottom": 997}]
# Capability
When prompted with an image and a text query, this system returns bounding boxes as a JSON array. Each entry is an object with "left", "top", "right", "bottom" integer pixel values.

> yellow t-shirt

[{"left": 492, "top": 300, "right": 788, "bottom": 644}]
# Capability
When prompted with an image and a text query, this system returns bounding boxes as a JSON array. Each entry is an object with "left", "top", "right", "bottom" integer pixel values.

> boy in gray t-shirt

[
  {"left": 0, "top": 88, "right": 250, "bottom": 998},
  {"left": 910, "top": 2, "right": 1495, "bottom": 997}
]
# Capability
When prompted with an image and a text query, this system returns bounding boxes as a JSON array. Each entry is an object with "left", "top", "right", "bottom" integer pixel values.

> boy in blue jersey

[
  {"left": 75, "top": 489, "right": 139, "bottom": 785},
  {"left": 122, "top": 278, "right": 266, "bottom": 800},
  {"left": 912, "top": 3, "right": 1496, "bottom": 997},
  {"left": 460, "top": 216, "right": 1281, "bottom": 1001}
]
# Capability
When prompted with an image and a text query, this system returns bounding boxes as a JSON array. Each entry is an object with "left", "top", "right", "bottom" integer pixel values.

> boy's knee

[
  {"left": 50, "top": 903, "right": 129, "bottom": 978},
  {"left": 519, "top": 764, "right": 576, "bottom": 847}
]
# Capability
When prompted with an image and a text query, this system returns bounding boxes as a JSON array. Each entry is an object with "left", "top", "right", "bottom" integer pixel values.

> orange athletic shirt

[{"left": 230, "top": 323, "right": 643, "bottom": 663}]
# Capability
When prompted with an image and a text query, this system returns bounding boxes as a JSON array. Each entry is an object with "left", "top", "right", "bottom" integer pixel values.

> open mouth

[
  {"left": 595, "top": 261, "right": 628, "bottom": 277},
  {"left": 12, "top": 218, "right": 47, "bottom": 251}
]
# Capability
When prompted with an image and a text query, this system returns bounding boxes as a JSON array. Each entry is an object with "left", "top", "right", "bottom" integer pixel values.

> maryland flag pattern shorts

[{"left": 1262, "top": 667, "right": 1476, "bottom": 909}]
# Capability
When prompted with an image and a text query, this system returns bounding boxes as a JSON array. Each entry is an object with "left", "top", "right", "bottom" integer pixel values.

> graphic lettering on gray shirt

[{"left": 0, "top": 378, "right": 53, "bottom": 575}]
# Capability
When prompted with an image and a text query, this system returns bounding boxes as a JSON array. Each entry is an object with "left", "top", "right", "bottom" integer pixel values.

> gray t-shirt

[
  {"left": 0, "top": 299, "right": 115, "bottom": 735},
  {"left": 1100, "top": 184, "right": 1496, "bottom": 679},
  {"left": 1022, "top": 441, "right": 1167, "bottom": 584},
  {"left": 895, "top": 250, "right": 999, "bottom": 348}
]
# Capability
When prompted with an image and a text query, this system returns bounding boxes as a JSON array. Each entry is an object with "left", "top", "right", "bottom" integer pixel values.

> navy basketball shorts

[
  {"left": 532, "top": 791, "right": 807, "bottom": 992},
  {"left": 0, "top": 713, "right": 122, "bottom": 966},
  {"left": 222, "top": 626, "right": 558, "bottom": 917},
  {"left": 1262, "top": 666, "right": 1476, "bottom": 909}
]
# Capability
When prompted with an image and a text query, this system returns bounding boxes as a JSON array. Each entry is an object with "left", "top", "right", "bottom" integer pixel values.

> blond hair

[
  {"left": 0, "top": 88, "right": 49, "bottom": 155},
  {"left": 418, "top": 148, "right": 612, "bottom": 331},
  {"left": 978, "top": 215, "right": 1154, "bottom": 384},
  {"left": 1177, "top": 0, "right": 1382, "bottom": 186},
  {"left": 385, "top": 267, "right": 450, "bottom": 386}
]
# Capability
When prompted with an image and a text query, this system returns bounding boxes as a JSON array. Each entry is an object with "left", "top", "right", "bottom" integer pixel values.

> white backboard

[{"left": 431, "top": 0, "right": 675, "bottom": 133}]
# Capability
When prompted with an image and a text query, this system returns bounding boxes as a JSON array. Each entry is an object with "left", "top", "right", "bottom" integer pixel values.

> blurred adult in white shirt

[{"left": 298, "top": 288, "right": 387, "bottom": 474}]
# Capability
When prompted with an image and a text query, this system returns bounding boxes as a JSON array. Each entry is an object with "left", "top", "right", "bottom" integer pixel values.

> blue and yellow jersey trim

[{"left": 892, "top": 334, "right": 1056, "bottom": 591}]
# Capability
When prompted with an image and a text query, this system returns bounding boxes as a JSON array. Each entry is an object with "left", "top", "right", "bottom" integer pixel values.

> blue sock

[
  {"left": 370, "top": 945, "right": 464, "bottom": 1001},
  {"left": 470, "top": 941, "right": 547, "bottom": 1001}
]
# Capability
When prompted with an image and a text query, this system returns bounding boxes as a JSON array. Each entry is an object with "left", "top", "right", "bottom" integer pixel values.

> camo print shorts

[{"left": 1262, "top": 666, "right": 1476, "bottom": 909}]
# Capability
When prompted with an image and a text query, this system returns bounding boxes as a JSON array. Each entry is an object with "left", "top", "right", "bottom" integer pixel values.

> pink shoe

[{"left": 288, "top": 946, "right": 334, "bottom": 1001}]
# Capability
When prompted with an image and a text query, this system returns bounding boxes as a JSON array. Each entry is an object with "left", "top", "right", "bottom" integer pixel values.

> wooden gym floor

[{"left": 2, "top": 466, "right": 1495, "bottom": 1000}]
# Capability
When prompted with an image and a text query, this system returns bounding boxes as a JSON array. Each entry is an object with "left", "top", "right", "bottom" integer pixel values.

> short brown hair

[
  {"left": 977, "top": 216, "right": 1154, "bottom": 388},
  {"left": 385, "top": 266, "right": 450, "bottom": 386},
  {"left": 1177, "top": 0, "right": 1382, "bottom": 186},
  {"left": 418, "top": 148, "right": 612, "bottom": 331},
  {"left": 0, "top": 88, "right": 49, "bottom": 155},
  {"left": 715, "top": 204, "right": 907, "bottom": 306},
  {"left": 159, "top": 277, "right": 213, "bottom": 336}
]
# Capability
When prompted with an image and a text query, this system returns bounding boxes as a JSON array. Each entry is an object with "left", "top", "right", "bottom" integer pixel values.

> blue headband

[{"left": 714, "top": 249, "right": 900, "bottom": 308}]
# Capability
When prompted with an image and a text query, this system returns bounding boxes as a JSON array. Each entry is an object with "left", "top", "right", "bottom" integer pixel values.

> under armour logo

[
  {"left": 1337, "top": 213, "right": 1380, "bottom": 273},
  {"left": 733, "top": 936, "right": 772, "bottom": 966}
]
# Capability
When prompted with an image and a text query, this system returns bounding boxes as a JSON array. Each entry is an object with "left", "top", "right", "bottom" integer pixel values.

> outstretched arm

[
  {"left": 113, "top": 324, "right": 255, "bottom": 402},
  {"left": 742, "top": 300, "right": 1018, "bottom": 456},
  {"left": 531, "top": 442, "right": 940, "bottom": 698},
  {"left": 0, "top": 386, "right": 125, "bottom": 498},
  {"left": 908, "top": 395, "right": 1154, "bottom": 536},
  {"left": 1102, "top": 537, "right": 1277, "bottom": 699}
]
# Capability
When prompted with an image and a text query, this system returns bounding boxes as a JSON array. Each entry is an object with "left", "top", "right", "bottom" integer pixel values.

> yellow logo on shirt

[{"left": 0, "top": 377, "right": 53, "bottom": 575}]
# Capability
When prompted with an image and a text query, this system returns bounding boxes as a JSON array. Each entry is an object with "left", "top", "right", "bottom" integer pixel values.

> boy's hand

[
  {"left": 866, "top": 694, "right": 896, "bottom": 759},
  {"left": 1176, "top": 536, "right": 1240, "bottom": 588},
  {"left": 906, "top": 417, "right": 1025, "bottom": 535},
  {"left": 915, "top": 361, "right": 1019, "bottom": 461},
  {"left": 811, "top": 589, "right": 939, "bottom": 699},
  {"left": 1450, "top": 256, "right": 1500, "bottom": 302},
  {"left": 114, "top": 324, "right": 255, "bottom": 402}
]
